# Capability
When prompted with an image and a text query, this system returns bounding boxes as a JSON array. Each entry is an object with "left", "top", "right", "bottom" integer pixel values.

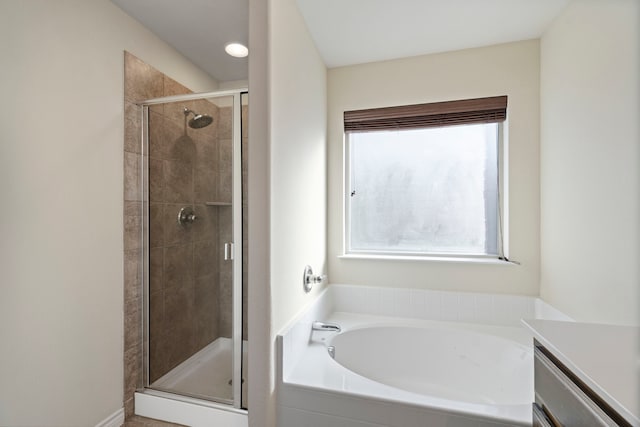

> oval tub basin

[{"left": 328, "top": 325, "right": 533, "bottom": 406}]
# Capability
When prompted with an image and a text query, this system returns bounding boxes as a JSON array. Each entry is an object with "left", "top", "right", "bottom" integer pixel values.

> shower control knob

[{"left": 177, "top": 207, "right": 198, "bottom": 225}]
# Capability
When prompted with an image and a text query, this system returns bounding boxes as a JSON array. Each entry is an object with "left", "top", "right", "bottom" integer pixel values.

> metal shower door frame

[{"left": 138, "top": 88, "right": 246, "bottom": 410}]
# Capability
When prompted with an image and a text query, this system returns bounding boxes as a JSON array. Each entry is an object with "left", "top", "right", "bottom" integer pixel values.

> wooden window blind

[{"left": 343, "top": 95, "right": 507, "bottom": 132}]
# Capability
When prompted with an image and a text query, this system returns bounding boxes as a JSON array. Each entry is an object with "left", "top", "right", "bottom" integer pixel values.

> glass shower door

[{"left": 141, "top": 91, "right": 244, "bottom": 408}]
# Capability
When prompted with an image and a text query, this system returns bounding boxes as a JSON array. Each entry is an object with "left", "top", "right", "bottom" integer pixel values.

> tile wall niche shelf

[{"left": 205, "top": 201, "right": 232, "bottom": 206}]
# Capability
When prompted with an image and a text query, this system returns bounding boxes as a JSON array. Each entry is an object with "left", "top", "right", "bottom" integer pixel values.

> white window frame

[{"left": 342, "top": 121, "right": 509, "bottom": 263}]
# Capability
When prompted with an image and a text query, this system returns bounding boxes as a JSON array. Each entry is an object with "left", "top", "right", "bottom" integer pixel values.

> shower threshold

[
  {"left": 135, "top": 389, "right": 247, "bottom": 427},
  {"left": 136, "top": 337, "right": 248, "bottom": 426},
  {"left": 151, "top": 337, "right": 248, "bottom": 403}
]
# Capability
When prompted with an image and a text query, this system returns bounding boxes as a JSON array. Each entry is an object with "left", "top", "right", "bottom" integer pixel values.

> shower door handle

[{"left": 224, "top": 242, "right": 234, "bottom": 261}]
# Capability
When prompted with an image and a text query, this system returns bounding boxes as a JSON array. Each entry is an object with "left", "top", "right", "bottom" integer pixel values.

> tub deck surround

[
  {"left": 280, "top": 313, "right": 533, "bottom": 426},
  {"left": 279, "top": 284, "right": 569, "bottom": 381},
  {"left": 277, "top": 284, "right": 571, "bottom": 427}
]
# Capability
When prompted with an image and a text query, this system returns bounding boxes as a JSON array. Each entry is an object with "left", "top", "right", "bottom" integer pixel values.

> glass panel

[
  {"left": 145, "top": 94, "right": 238, "bottom": 404},
  {"left": 348, "top": 123, "right": 499, "bottom": 255}
]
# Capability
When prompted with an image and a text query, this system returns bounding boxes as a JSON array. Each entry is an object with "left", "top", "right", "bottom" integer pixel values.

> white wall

[
  {"left": 0, "top": 1, "right": 217, "bottom": 425},
  {"left": 328, "top": 40, "right": 541, "bottom": 296},
  {"left": 220, "top": 79, "right": 250, "bottom": 90},
  {"left": 247, "top": 0, "right": 271, "bottom": 425},
  {"left": 540, "top": 0, "right": 639, "bottom": 325},
  {"left": 267, "top": 0, "right": 327, "bottom": 423},
  {"left": 269, "top": 0, "right": 328, "bottom": 334}
]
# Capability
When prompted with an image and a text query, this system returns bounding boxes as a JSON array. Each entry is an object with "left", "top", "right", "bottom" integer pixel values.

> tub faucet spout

[{"left": 312, "top": 321, "right": 341, "bottom": 332}]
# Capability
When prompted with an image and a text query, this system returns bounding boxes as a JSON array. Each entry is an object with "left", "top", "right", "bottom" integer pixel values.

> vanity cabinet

[{"left": 533, "top": 339, "right": 632, "bottom": 427}]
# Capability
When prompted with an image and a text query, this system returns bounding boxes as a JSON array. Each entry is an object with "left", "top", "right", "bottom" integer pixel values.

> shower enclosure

[{"left": 139, "top": 89, "right": 248, "bottom": 411}]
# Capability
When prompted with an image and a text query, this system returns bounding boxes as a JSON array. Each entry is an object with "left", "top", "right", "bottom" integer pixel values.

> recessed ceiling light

[{"left": 225, "top": 43, "right": 248, "bottom": 58}]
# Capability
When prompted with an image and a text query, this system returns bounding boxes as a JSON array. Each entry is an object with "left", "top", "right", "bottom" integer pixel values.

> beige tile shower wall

[
  {"left": 214, "top": 104, "right": 249, "bottom": 340},
  {"left": 214, "top": 103, "right": 249, "bottom": 340},
  {"left": 217, "top": 106, "right": 234, "bottom": 338},
  {"left": 147, "top": 95, "right": 221, "bottom": 382},
  {"left": 123, "top": 52, "right": 222, "bottom": 409},
  {"left": 124, "top": 52, "right": 164, "bottom": 417}
]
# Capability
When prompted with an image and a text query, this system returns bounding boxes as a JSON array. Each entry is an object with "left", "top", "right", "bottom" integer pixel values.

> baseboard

[{"left": 95, "top": 408, "right": 125, "bottom": 427}]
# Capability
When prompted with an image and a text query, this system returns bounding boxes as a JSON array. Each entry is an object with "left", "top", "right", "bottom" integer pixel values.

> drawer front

[
  {"left": 533, "top": 403, "right": 555, "bottom": 427},
  {"left": 534, "top": 347, "right": 619, "bottom": 427}
]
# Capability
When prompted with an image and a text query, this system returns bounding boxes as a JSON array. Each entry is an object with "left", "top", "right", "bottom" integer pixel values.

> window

[{"left": 344, "top": 96, "right": 507, "bottom": 258}]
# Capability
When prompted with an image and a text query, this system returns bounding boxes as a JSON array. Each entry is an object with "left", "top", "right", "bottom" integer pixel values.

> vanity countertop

[{"left": 522, "top": 319, "right": 640, "bottom": 427}]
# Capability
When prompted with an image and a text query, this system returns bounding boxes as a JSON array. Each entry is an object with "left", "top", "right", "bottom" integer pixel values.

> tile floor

[{"left": 123, "top": 415, "right": 186, "bottom": 427}]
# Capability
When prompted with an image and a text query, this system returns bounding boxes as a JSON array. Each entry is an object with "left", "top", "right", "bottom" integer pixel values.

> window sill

[{"left": 338, "top": 253, "right": 518, "bottom": 265}]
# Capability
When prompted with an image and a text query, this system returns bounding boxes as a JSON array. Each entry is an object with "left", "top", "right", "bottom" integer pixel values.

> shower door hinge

[{"left": 224, "top": 242, "right": 234, "bottom": 261}]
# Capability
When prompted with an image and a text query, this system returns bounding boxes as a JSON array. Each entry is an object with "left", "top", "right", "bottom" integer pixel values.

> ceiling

[
  {"left": 111, "top": 0, "right": 248, "bottom": 82},
  {"left": 111, "top": 0, "right": 569, "bottom": 80},
  {"left": 296, "top": 0, "right": 570, "bottom": 68}
]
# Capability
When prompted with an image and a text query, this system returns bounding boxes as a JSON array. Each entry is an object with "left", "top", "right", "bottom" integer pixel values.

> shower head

[
  {"left": 183, "top": 107, "right": 213, "bottom": 129},
  {"left": 189, "top": 113, "right": 213, "bottom": 129}
]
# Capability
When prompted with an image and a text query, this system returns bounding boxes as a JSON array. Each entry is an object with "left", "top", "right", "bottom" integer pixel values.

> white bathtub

[
  {"left": 277, "top": 285, "right": 571, "bottom": 427},
  {"left": 329, "top": 324, "right": 533, "bottom": 406}
]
